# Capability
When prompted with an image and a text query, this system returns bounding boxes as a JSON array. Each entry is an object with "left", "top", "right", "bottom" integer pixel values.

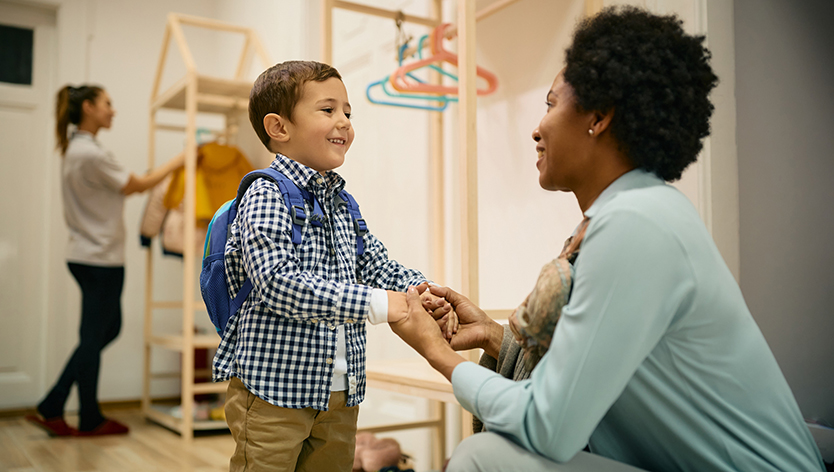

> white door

[{"left": 0, "top": 1, "right": 57, "bottom": 409}]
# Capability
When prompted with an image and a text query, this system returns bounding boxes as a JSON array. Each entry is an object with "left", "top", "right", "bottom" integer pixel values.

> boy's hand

[
  {"left": 388, "top": 287, "right": 450, "bottom": 358},
  {"left": 386, "top": 290, "right": 408, "bottom": 323}
]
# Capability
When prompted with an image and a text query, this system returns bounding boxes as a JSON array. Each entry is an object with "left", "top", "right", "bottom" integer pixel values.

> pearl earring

[{"left": 588, "top": 129, "right": 594, "bottom": 136}]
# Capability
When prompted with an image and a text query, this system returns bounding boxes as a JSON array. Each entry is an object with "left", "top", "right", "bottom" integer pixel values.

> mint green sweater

[{"left": 452, "top": 170, "right": 824, "bottom": 471}]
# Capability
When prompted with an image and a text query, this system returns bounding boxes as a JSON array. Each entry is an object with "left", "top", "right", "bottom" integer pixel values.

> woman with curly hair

[{"left": 392, "top": 7, "right": 825, "bottom": 471}]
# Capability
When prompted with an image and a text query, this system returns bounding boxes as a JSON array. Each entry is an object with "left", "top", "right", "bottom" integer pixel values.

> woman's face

[
  {"left": 83, "top": 91, "right": 115, "bottom": 130},
  {"left": 532, "top": 73, "right": 592, "bottom": 192}
]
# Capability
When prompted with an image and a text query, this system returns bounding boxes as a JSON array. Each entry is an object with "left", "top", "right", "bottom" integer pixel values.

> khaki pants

[{"left": 226, "top": 377, "right": 359, "bottom": 472}]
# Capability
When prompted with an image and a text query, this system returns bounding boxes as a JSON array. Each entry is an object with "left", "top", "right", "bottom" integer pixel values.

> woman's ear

[
  {"left": 264, "top": 113, "right": 290, "bottom": 143},
  {"left": 589, "top": 109, "right": 614, "bottom": 137},
  {"left": 81, "top": 99, "right": 96, "bottom": 117}
]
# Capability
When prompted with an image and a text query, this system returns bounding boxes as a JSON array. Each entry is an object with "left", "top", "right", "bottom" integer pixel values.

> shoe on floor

[
  {"left": 73, "top": 418, "right": 130, "bottom": 437},
  {"left": 25, "top": 414, "right": 77, "bottom": 437}
]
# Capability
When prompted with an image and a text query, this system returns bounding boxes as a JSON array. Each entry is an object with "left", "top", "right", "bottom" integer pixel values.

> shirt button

[
  {"left": 330, "top": 248, "right": 335, "bottom": 256},
  {"left": 328, "top": 325, "right": 335, "bottom": 330},
  {"left": 346, "top": 320, "right": 354, "bottom": 324},
  {"left": 326, "top": 358, "right": 333, "bottom": 364},
  {"left": 311, "top": 319, "right": 318, "bottom": 324}
]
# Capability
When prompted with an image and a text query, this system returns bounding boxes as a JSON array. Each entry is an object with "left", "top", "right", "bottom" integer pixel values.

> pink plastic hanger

[{"left": 389, "top": 23, "right": 498, "bottom": 97}]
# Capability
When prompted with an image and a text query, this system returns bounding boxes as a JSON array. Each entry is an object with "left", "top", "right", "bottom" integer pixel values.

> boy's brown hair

[{"left": 248, "top": 60, "right": 342, "bottom": 151}]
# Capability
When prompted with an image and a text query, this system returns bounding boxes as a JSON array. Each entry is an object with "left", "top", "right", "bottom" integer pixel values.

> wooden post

[
  {"left": 234, "top": 35, "right": 253, "bottom": 80},
  {"left": 430, "top": 400, "right": 447, "bottom": 469},
  {"left": 142, "top": 111, "right": 156, "bottom": 418},
  {"left": 585, "top": 0, "right": 603, "bottom": 17},
  {"left": 181, "top": 70, "right": 198, "bottom": 443},
  {"left": 457, "top": 0, "right": 478, "bottom": 307},
  {"left": 430, "top": 0, "right": 446, "bottom": 284},
  {"left": 457, "top": 0, "right": 478, "bottom": 439},
  {"left": 321, "top": 0, "right": 333, "bottom": 64}
]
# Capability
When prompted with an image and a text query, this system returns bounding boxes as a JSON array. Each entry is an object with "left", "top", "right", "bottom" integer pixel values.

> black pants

[{"left": 38, "top": 263, "right": 124, "bottom": 431}]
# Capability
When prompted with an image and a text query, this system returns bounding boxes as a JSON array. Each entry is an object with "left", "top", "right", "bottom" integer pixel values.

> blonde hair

[{"left": 55, "top": 85, "right": 103, "bottom": 155}]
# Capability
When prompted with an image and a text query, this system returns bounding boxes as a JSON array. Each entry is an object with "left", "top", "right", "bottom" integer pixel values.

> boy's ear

[{"left": 264, "top": 113, "right": 290, "bottom": 143}]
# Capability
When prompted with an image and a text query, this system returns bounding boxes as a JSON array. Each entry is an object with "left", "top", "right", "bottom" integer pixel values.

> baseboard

[{"left": 0, "top": 396, "right": 182, "bottom": 419}]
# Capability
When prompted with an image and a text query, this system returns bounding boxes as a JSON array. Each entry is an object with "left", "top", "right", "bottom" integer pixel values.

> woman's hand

[
  {"left": 389, "top": 287, "right": 466, "bottom": 380},
  {"left": 428, "top": 285, "right": 505, "bottom": 359},
  {"left": 415, "top": 282, "right": 459, "bottom": 340}
]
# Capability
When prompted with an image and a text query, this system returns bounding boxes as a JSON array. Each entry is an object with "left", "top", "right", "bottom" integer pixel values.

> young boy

[{"left": 212, "top": 61, "right": 443, "bottom": 472}]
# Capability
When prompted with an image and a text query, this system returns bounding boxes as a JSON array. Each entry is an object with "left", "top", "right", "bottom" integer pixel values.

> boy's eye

[
  {"left": 322, "top": 107, "right": 333, "bottom": 113},
  {"left": 344, "top": 112, "right": 351, "bottom": 119}
]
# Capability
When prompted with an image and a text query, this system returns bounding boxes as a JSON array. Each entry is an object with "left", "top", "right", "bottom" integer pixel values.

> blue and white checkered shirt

[{"left": 212, "top": 154, "right": 427, "bottom": 410}]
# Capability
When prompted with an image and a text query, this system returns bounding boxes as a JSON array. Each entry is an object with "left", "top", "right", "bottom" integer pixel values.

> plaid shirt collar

[{"left": 271, "top": 153, "right": 347, "bottom": 197}]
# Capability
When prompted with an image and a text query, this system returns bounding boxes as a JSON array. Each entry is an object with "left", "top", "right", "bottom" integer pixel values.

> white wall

[
  {"left": 7, "top": 0, "right": 749, "bottom": 467},
  {"left": 735, "top": 0, "right": 834, "bottom": 426}
]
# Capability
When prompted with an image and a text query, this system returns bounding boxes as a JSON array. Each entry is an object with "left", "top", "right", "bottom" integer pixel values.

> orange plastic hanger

[{"left": 389, "top": 23, "right": 498, "bottom": 97}]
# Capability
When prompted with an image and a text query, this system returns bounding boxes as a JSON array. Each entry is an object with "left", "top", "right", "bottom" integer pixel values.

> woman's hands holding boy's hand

[
  {"left": 422, "top": 285, "right": 505, "bottom": 359},
  {"left": 387, "top": 285, "right": 458, "bottom": 341}
]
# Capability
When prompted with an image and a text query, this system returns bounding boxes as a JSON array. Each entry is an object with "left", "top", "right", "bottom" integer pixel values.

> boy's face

[{"left": 282, "top": 77, "right": 354, "bottom": 174}]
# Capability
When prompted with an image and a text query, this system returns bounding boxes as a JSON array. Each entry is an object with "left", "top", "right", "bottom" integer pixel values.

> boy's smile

[{"left": 280, "top": 77, "right": 354, "bottom": 175}]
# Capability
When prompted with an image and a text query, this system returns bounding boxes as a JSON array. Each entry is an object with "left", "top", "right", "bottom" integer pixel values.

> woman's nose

[{"left": 532, "top": 128, "right": 541, "bottom": 142}]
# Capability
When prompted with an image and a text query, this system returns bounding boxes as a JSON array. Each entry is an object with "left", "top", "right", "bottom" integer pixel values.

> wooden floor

[{"left": 0, "top": 409, "right": 235, "bottom": 472}]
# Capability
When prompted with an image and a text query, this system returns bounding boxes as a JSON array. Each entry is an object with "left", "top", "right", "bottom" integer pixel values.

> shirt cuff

[
  {"left": 451, "top": 361, "right": 491, "bottom": 418},
  {"left": 367, "top": 288, "right": 388, "bottom": 325}
]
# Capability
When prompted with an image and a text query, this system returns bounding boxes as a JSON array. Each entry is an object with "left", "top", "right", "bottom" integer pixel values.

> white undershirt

[{"left": 331, "top": 288, "right": 388, "bottom": 392}]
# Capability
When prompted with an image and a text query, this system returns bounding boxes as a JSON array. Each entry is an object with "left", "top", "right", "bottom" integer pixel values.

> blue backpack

[{"left": 200, "top": 168, "right": 368, "bottom": 335}]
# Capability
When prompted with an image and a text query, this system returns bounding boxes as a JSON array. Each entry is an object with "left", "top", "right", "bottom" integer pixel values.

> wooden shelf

[
  {"left": 145, "top": 404, "right": 229, "bottom": 432},
  {"left": 148, "top": 334, "right": 221, "bottom": 351},
  {"left": 366, "top": 358, "right": 455, "bottom": 404},
  {"left": 143, "top": 14, "right": 271, "bottom": 442},
  {"left": 152, "top": 75, "right": 252, "bottom": 114}
]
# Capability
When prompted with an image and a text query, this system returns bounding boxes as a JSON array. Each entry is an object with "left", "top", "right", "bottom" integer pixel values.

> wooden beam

[
  {"left": 321, "top": 0, "right": 333, "bottom": 64},
  {"left": 174, "top": 12, "right": 252, "bottom": 34},
  {"left": 150, "top": 25, "right": 171, "bottom": 102},
  {"left": 168, "top": 15, "right": 196, "bottom": 72},
  {"left": 250, "top": 32, "right": 272, "bottom": 71},
  {"left": 357, "top": 418, "right": 443, "bottom": 434},
  {"left": 458, "top": 0, "right": 478, "bottom": 306},
  {"left": 585, "top": 0, "right": 603, "bottom": 17},
  {"left": 234, "top": 35, "right": 253, "bottom": 80},
  {"left": 429, "top": 0, "right": 445, "bottom": 284},
  {"left": 181, "top": 70, "right": 198, "bottom": 443},
  {"left": 444, "top": 0, "right": 522, "bottom": 39},
  {"left": 458, "top": 0, "right": 478, "bottom": 440},
  {"left": 332, "top": 0, "right": 439, "bottom": 28}
]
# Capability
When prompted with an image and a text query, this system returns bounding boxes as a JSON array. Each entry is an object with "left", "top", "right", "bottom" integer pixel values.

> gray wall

[{"left": 735, "top": 0, "right": 834, "bottom": 425}]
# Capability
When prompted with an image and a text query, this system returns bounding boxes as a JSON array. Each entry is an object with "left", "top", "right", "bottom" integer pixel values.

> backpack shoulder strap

[
  {"left": 235, "top": 168, "right": 324, "bottom": 245},
  {"left": 338, "top": 189, "right": 368, "bottom": 256}
]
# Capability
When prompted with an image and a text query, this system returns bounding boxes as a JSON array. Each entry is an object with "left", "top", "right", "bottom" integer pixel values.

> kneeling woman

[{"left": 393, "top": 6, "right": 825, "bottom": 472}]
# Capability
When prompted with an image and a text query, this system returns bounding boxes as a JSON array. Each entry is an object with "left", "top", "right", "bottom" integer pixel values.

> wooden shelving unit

[{"left": 142, "top": 12, "right": 270, "bottom": 442}]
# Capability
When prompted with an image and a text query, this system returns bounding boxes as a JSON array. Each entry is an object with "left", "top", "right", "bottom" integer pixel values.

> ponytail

[{"left": 55, "top": 84, "right": 103, "bottom": 155}]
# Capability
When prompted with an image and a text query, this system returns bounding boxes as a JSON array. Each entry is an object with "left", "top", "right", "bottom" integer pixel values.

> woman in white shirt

[{"left": 26, "top": 85, "right": 182, "bottom": 437}]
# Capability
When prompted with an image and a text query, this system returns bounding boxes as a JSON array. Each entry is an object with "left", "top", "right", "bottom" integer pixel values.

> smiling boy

[{"left": 213, "top": 61, "right": 437, "bottom": 471}]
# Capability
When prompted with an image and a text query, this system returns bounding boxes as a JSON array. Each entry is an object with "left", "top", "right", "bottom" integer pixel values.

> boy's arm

[
  {"left": 238, "top": 182, "right": 374, "bottom": 325},
  {"left": 356, "top": 231, "right": 429, "bottom": 291}
]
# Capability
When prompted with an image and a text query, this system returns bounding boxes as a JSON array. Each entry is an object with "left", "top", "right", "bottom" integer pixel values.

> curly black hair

[{"left": 564, "top": 6, "right": 718, "bottom": 181}]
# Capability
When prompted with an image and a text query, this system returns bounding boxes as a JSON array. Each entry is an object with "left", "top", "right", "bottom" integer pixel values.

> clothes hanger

[
  {"left": 389, "top": 23, "right": 498, "bottom": 97},
  {"left": 381, "top": 35, "right": 459, "bottom": 100},
  {"left": 365, "top": 37, "right": 456, "bottom": 111}
]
